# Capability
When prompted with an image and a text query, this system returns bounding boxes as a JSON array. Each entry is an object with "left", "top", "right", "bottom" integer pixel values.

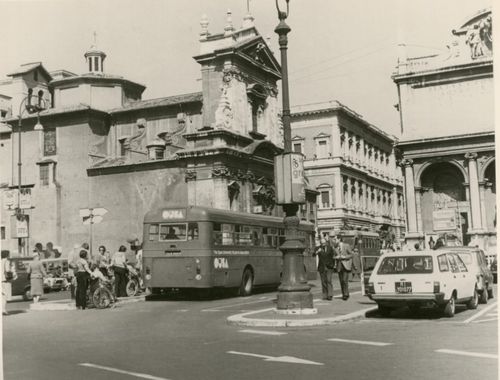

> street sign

[
  {"left": 3, "top": 190, "right": 17, "bottom": 210},
  {"left": 274, "top": 152, "right": 306, "bottom": 205},
  {"left": 80, "top": 208, "right": 108, "bottom": 224},
  {"left": 10, "top": 214, "right": 29, "bottom": 238},
  {"left": 433, "top": 209, "right": 456, "bottom": 231},
  {"left": 92, "top": 207, "right": 108, "bottom": 216}
]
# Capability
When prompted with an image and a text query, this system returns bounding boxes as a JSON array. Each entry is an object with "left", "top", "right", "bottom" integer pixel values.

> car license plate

[{"left": 395, "top": 281, "right": 412, "bottom": 293}]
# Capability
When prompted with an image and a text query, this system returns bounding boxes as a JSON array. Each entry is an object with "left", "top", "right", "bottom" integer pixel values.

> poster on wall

[
  {"left": 10, "top": 214, "right": 29, "bottom": 238},
  {"left": 433, "top": 209, "right": 456, "bottom": 231}
]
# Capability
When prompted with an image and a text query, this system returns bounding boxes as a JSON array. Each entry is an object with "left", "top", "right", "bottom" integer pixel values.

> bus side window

[
  {"left": 222, "top": 223, "right": 235, "bottom": 245},
  {"left": 188, "top": 223, "right": 199, "bottom": 240},
  {"left": 149, "top": 224, "right": 159, "bottom": 241},
  {"left": 213, "top": 223, "right": 222, "bottom": 245}
]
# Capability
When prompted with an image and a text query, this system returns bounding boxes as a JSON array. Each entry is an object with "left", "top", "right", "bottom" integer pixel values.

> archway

[{"left": 420, "top": 162, "right": 467, "bottom": 243}]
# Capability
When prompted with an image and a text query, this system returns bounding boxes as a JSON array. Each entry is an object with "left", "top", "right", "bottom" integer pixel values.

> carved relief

[
  {"left": 123, "top": 124, "right": 147, "bottom": 154},
  {"left": 399, "top": 158, "right": 414, "bottom": 167},
  {"left": 212, "top": 166, "right": 231, "bottom": 178},
  {"left": 466, "top": 15, "right": 492, "bottom": 59},
  {"left": 185, "top": 170, "right": 197, "bottom": 182}
]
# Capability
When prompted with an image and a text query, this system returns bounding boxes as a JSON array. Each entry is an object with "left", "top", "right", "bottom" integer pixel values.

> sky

[{"left": 0, "top": 0, "right": 492, "bottom": 137}]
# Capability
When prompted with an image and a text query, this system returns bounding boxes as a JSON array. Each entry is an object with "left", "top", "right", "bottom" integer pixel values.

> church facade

[
  {"left": 393, "top": 8, "right": 495, "bottom": 252},
  {"left": 0, "top": 11, "right": 317, "bottom": 256}
]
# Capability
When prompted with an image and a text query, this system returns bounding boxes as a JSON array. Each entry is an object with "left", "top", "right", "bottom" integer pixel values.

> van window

[
  {"left": 437, "top": 254, "right": 449, "bottom": 272},
  {"left": 377, "top": 256, "right": 433, "bottom": 274}
]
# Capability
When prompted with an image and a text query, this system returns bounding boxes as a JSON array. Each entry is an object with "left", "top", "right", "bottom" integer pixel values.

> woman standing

[
  {"left": 111, "top": 245, "right": 128, "bottom": 297},
  {"left": 27, "top": 252, "right": 46, "bottom": 303},
  {"left": 96, "top": 245, "right": 110, "bottom": 277},
  {"left": 75, "top": 250, "right": 92, "bottom": 310}
]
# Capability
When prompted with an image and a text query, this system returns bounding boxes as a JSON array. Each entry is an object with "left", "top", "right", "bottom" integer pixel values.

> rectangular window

[
  {"left": 40, "top": 165, "right": 49, "bottom": 186},
  {"left": 293, "top": 143, "right": 302, "bottom": 154},
  {"left": 1, "top": 226, "right": 5, "bottom": 240},
  {"left": 159, "top": 223, "right": 188, "bottom": 241},
  {"left": 43, "top": 129, "right": 57, "bottom": 156},
  {"left": 317, "top": 140, "right": 328, "bottom": 158},
  {"left": 149, "top": 224, "right": 159, "bottom": 241},
  {"left": 320, "top": 191, "right": 330, "bottom": 208},
  {"left": 438, "top": 254, "right": 449, "bottom": 272},
  {"left": 377, "top": 256, "right": 433, "bottom": 274}
]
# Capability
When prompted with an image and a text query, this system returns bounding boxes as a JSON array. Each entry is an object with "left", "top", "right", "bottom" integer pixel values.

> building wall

[
  {"left": 291, "top": 103, "right": 405, "bottom": 239},
  {"left": 398, "top": 74, "right": 493, "bottom": 141}
]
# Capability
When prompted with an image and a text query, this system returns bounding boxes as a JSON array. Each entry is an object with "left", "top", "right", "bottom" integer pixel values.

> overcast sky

[{"left": 0, "top": 0, "right": 492, "bottom": 137}]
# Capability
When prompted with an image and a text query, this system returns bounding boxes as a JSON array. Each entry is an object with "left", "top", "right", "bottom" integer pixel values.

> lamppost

[
  {"left": 13, "top": 95, "right": 45, "bottom": 256},
  {"left": 274, "top": 0, "right": 314, "bottom": 312}
]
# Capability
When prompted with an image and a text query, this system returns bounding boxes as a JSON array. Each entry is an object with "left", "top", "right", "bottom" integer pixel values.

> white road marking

[
  {"left": 79, "top": 363, "right": 170, "bottom": 380},
  {"left": 328, "top": 338, "right": 393, "bottom": 346},
  {"left": 227, "top": 351, "right": 323, "bottom": 365},
  {"left": 435, "top": 349, "right": 498, "bottom": 360},
  {"left": 471, "top": 318, "right": 498, "bottom": 324},
  {"left": 463, "top": 302, "right": 498, "bottom": 324},
  {"left": 202, "top": 297, "right": 273, "bottom": 311},
  {"left": 486, "top": 312, "right": 497, "bottom": 316},
  {"left": 239, "top": 329, "right": 287, "bottom": 336}
]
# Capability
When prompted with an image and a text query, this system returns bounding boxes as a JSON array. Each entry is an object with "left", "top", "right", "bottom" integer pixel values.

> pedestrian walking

[
  {"left": 67, "top": 243, "right": 81, "bottom": 299},
  {"left": 314, "top": 238, "right": 335, "bottom": 300},
  {"left": 111, "top": 245, "right": 128, "bottom": 297},
  {"left": 350, "top": 247, "right": 362, "bottom": 282},
  {"left": 27, "top": 252, "right": 47, "bottom": 303},
  {"left": 75, "top": 250, "right": 92, "bottom": 310},
  {"left": 333, "top": 236, "right": 353, "bottom": 300},
  {"left": 2, "top": 250, "right": 16, "bottom": 315}
]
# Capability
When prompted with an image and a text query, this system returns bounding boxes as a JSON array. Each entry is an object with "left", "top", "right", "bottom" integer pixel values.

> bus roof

[{"left": 144, "top": 206, "right": 314, "bottom": 229}]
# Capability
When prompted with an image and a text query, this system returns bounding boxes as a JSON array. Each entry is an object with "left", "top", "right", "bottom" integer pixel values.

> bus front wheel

[{"left": 239, "top": 268, "right": 254, "bottom": 297}]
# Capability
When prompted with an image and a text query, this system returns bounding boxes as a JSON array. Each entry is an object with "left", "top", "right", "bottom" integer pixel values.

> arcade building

[{"left": 393, "top": 8, "right": 495, "bottom": 253}]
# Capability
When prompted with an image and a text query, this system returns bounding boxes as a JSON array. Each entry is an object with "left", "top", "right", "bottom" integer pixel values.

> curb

[
  {"left": 227, "top": 306, "right": 377, "bottom": 327},
  {"left": 29, "top": 295, "right": 145, "bottom": 311}
]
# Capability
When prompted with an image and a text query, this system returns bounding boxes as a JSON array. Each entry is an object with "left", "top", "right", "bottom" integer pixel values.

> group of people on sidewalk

[
  {"left": 66, "top": 241, "right": 143, "bottom": 310},
  {"left": 314, "top": 235, "right": 360, "bottom": 301}
]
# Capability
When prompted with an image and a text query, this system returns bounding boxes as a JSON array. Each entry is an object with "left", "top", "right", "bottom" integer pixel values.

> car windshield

[
  {"left": 377, "top": 256, "right": 433, "bottom": 274},
  {"left": 457, "top": 252, "right": 473, "bottom": 265}
]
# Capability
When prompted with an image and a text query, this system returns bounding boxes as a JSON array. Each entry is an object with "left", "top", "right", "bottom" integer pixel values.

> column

[
  {"left": 333, "top": 125, "right": 342, "bottom": 158},
  {"left": 400, "top": 158, "right": 418, "bottom": 234},
  {"left": 353, "top": 179, "right": 359, "bottom": 210},
  {"left": 362, "top": 182, "right": 368, "bottom": 212},
  {"left": 479, "top": 182, "right": 488, "bottom": 230},
  {"left": 391, "top": 187, "right": 399, "bottom": 220},
  {"left": 333, "top": 171, "right": 343, "bottom": 209},
  {"left": 359, "top": 137, "right": 365, "bottom": 167},
  {"left": 343, "top": 131, "right": 349, "bottom": 159},
  {"left": 346, "top": 178, "right": 352, "bottom": 208},
  {"left": 465, "top": 152, "right": 482, "bottom": 231}
]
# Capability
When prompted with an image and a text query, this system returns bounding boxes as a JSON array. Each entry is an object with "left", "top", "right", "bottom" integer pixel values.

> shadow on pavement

[
  {"left": 145, "top": 285, "right": 279, "bottom": 302},
  {"left": 365, "top": 305, "right": 469, "bottom": 320}
]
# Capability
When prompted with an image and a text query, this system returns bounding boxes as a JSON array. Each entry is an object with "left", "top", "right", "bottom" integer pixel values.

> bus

[
  {"left": 142, "top": 206, "right": 317, "bottom": 297},
  {"left": 335, "top": 230, "right": 381, "bottom": 294}
]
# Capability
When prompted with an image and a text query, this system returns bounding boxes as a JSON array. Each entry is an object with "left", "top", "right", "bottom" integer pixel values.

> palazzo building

[
  {"left": 393, "top": 8, "right": 495, "bottom": 252},
  {"left": 290, "top": 101, "right": 405, "bottom": 239},
  {"left": 0, "top": 11, "right": 317, "bottom": 255}
]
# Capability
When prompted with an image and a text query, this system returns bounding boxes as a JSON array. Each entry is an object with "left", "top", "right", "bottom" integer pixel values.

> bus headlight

[
  {"left": 195, "top": 274, "right": 202, "bottom": 281},
  {"left": 145, "top": 274, "right": 152, "bottom": 281}
]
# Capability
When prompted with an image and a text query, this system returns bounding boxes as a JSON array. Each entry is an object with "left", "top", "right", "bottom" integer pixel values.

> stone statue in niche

[{"left": 214, "top": 74, "right": 234, "bottom": 131}]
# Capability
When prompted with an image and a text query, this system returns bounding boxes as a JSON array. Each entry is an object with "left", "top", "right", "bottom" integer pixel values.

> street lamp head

[{"left": 275, "top": 0, "right": 290, "bottom": 20}]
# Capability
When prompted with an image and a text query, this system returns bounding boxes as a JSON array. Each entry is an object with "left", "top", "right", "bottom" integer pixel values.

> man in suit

[
  {"left": 314, "top": 237, "right": 335, "bottom": 300},
  {"left": 333, "top": 235, "right": 353, "bottom": 300}
]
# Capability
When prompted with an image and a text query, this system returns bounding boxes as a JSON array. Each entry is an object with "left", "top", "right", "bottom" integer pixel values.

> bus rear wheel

[{"left": 239, "top": 268, "right": 254, "bottom": 297}]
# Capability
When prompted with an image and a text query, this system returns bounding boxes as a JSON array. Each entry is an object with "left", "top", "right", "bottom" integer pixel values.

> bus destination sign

[{"left": 162, "top": 209, "right": 186, "bottom": 220}]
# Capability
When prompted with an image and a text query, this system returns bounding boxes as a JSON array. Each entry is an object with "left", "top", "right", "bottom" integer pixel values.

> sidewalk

[
  {"left": 29, "top": 295, "right": 145, "bottom": 311},
  {"left": 227, "top": 278, "right": 378, "bottom": 327}
]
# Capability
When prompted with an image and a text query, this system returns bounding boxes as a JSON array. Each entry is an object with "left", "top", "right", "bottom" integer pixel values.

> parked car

[
  {"left": 9, "top": 257, "right": 50, "bottom": 300},
  {"left": 366, "top": 249, "right": 479, "bottom": 318},
  {"left": 438, "top": 246, "right": 494, "bottom": 304},
  {"left": 41, "top": 258, "right": 69, "bottom": 292},
  {"left": 490, "top": 258, "right": 497, "bottom": 284}
]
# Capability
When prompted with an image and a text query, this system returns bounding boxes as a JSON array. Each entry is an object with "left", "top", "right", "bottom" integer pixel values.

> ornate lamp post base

[{"left": 276, "top": 204, "right": 314, "bottom": 311}]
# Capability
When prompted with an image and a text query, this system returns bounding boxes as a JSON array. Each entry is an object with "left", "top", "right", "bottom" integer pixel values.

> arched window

[{"left": 38, "top": 90, "right": 44, "bottom": 107}]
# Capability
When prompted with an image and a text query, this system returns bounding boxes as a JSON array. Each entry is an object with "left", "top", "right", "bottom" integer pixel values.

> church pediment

[{"left": 235, "top": 37, "right": 282, "bottom": 79}]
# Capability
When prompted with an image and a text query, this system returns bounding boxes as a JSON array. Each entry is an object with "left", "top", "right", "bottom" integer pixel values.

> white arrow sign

[
  {"left": 227, "top": 351, "right": 323, "bottom": 366},
  {"left": 79, "top": 208, "right": 91, "bottom": 218},
  {"left": 92, "top": 207, "right": 108, "bottom": 216},
  {"left": 83, "top": 215, "right": 103, "bottom": 225}
]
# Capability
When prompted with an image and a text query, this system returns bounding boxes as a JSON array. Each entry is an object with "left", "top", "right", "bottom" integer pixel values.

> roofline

[
  {"left": 50, "top": 75, "right": 146, "bottom": 92},
  {"left": 108, "top": 92, "right": 203, "bottom": 114},
  {"left": 396, "top": 131, "right": 495, "bottom": 146},
  {"left": 291, "top": 101, "right": 397, "bottom": 143}
]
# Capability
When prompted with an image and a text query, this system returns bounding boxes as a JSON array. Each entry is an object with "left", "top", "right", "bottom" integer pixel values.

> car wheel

[
  {"left": 442, "top": 296, "right": 455, "bottom": 318},
  {"left": 487, "top": 287, "right": 494, "bottom": 299},
  {"left": 378, "top": 305, "right": 392, "bottom": 317},
  {"left": 467, "top": 288, "right": 479, "bottom": 310},
  {"left": 23, "top": 288, "right": 32, "bottom": 301},
  {"left": 479, "top": 288, "right": 488, "bottom": 304},
  {"left": 239, "top": 268, "right": 254, "bottom": 297}
]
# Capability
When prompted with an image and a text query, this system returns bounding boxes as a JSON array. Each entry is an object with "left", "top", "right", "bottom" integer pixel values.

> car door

[
  {"left": 446, "top": 253, "right": 463, "bottom": 299},
  {"left": 478, "top": 250, "right": 493, "bottom": 285},
  {"left": 453, "top": 253, "right": 473, "bottom": 299}
]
